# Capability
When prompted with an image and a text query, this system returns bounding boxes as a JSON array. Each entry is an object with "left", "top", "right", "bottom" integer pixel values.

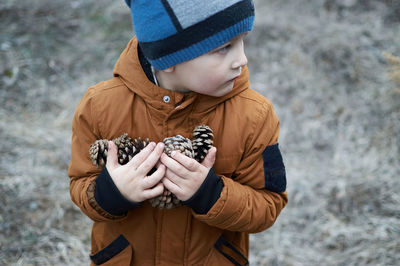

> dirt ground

[{"left": 1, "top": 0, "right": 399, "bottom": 265}]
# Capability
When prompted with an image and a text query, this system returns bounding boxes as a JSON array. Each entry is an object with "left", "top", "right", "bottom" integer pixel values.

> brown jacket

[{"left": 68, "top": 38, "right": 288, "bottom": 265}]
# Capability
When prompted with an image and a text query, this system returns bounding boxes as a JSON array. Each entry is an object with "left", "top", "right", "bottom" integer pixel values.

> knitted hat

[{"left": 124, "top": 0, "right": 255, "bottom": 70}]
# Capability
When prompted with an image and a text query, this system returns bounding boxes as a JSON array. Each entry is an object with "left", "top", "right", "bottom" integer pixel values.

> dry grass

[
  {"left": 384, "top": 52, "right": 400, "bottom": 87},
  {"left": 1, "top": 0, "right": 399, "bottom": 265},
  {"left": 247, "top": 0, "right": 400, "bottom": 265},
  {"left": 0, "top": 1, "right": 130, "bottom": 264}
]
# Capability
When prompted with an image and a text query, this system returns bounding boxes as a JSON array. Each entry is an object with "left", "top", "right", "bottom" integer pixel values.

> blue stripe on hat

[
  {"left": 148, "top": 16, "right": 254, "bottom": 69},
  {"left": 131, "top": 0, "right": 178, "bottom": 42}
]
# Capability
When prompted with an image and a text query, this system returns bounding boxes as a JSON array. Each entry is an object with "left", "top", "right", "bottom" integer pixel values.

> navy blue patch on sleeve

[{"left": 262, "top": 143, "right": 286, "bottom": 193}]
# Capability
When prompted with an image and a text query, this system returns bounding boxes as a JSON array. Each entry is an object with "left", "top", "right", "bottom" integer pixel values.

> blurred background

[{"left": 0, "top": 0, "right": 399, "bottom": 265}]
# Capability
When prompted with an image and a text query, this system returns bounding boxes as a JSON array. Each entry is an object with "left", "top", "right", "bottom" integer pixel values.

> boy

[{"left": 68, "top": 0, "right": 288, "bottom": 265}]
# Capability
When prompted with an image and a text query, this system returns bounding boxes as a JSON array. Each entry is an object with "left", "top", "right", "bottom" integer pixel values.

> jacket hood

[{"left": 113, "top": 37, "right": 251, "bottom": 113}]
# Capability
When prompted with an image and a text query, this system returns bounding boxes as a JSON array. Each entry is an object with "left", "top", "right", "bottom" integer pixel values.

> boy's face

[{"left": 167, "top": 34, "right": 248, "bottom": 97}]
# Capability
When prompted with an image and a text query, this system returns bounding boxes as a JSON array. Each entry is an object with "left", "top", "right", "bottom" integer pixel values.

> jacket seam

[
  {"left": 89, "top": 78, "right": 126, "bottom": 96},
  {"left": 88, "top": 79, "right": 128, "bottom": 138},
  {"left": 92, "top": 95, "right": 100, "bottom": 138},
  {"left": 251, "top": 102, "right": 273, "bottom": 151},
  {"left": 237, "top": 91, "right": 273, "bottom": 106},
  {"left": 183, "top": 209, "right": 192, "bottom": 266}
]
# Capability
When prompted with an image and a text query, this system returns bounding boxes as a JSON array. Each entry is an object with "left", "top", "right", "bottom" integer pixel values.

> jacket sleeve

[
  {"left": 68, "top": 88, "right": 128, "bottom": 222},
  {"left": 192, "top": 101, "right": 288, "bottom": 233}
]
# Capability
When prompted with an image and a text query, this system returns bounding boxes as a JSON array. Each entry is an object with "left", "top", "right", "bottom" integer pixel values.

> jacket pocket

[
  {"left": 205, "top": 235, "right": 249, "bottom": 266},
  {"left": 90, "top": 235, "right": 132, "bottom": 265}
]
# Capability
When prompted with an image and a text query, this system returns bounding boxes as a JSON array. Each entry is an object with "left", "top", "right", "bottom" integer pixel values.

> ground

[{"left": 0, "top": 0, "right": 399, "bottom": 265}]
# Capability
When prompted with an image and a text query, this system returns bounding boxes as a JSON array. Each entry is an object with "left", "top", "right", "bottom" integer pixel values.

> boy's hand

[
  {"left": 106, "top": 141, "right": 165, "bottom": 203},
  {"left": 160, "top": 147, "right": 217, "bottom": 201}
]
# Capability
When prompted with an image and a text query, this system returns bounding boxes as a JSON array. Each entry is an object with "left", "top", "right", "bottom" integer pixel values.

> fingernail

[
  {"left": 171, "top": 151, "right": 176, "bottom": 157},
  {"left": 157, "top": 142, "right": 165, "bottom": 149}
]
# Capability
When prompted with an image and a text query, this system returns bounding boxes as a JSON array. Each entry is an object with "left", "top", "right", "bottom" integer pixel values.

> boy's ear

[{"left": 162, "top": 66, "right": 175, "bottom": 73}]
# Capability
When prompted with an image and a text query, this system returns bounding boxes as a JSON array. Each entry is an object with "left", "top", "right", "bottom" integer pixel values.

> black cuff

[
  {"left": 182, "top": 168, "right": 224, "bottom": 214},
  {"left": 94, "top": 167, "right": 141, "bottom": 216}
]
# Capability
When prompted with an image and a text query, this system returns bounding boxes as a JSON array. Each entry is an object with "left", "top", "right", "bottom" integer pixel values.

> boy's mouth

[
  {"left": 227, "top": 69, "right": 242, "bottom": 83},
  {"left": 229, "top": 68, "right": 242, "bottom": 82},
  {"left": 228, "top": 75, "right": 240, "bottom": 82}
]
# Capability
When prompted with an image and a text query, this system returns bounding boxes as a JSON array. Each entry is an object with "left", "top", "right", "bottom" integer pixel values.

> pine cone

[
  {"left": 89, "top": 133, "right": 149, "bottom": 168},
  {"left": 148, "top": 189, "right": 181, "bottom": 209},
  {"left": 192, "top": 125, "right": 214, "bottom": 162},
  {"left": 88, "top": 125, "right": 214, "bottom": 210},
  {"left": 163, "top": 135, "right": 194, "bottom": 158},
  {"left": 149, "top": 126, "right": 214, "bottom": 209},
  {"left": 89, "top": 139, "right": 109, "bottom": 167},
  {"left": 149, "top": 135, "right": 194, "bottom": 209},
  {"left": 114, "top": 134, "right": 149, "bottom": 165}
]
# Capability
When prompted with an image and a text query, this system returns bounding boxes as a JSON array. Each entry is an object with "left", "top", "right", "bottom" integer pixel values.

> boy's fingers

[
  {"left": 137, "top": 142, "right": 165, "bottom": 174},
  {"left": 155, "top": 160, "right": 163, "bottom": 168},
  {"left": 164, "top": 168, "right": 182, "bottom": 185},
  {"left": 142, "top": 183, "right": 164, "bottom": 199},
  {"left": 142, "top": 164, "right": 165, "bottom": 189},
  {"left": 171, "top": 151, "right": 198, "bottom": 171},
  {"left": 162, "top": 177, "right": 181, "bottom": 196},
  {"left": 106, "top": 141, "right": 118, "bottom": 170},
  {"left": 160, "top": 153, "right": 187, "bottom": 176},
  {"left": 127, "top": 142, "right": 157, "bottom": 169},
  {"left": 201, "top": 147, "right": 217, "bottom": 169}
]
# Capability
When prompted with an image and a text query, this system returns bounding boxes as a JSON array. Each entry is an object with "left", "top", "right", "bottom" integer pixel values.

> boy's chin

[{"left": 209, "top": 85, "right": 234, "bottom": 97}]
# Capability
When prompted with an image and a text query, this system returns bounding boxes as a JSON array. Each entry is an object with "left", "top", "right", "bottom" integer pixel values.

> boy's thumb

[
  {"left": 106, "top": 141, "right": 119, "bottom": 170},
  {"left": 201, "top": 147, "right": 217, "bottom": 169}
]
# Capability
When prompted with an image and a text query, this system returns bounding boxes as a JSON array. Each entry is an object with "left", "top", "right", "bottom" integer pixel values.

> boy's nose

[{"left": 231, "top": 45, "right": 248, "bottom": 69}]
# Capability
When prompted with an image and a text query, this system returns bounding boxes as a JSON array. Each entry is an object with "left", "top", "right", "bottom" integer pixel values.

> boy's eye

[{"left": 217, "top": 44, "right": 231, "bottom": 54}]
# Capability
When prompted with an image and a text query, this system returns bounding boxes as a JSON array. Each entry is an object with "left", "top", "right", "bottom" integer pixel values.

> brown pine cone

[
  {"left": 163, "top": 135, "right": 194, "bottom": 158},
  {"left": 89, "top": 126, "right": 214, "bottom": 210},
  {"left": 89, "top": 139, "right": 109, "bottom": 168},
  {"left": 150, "top": 127, "right": 213, "bottom": 209},
  {"left": 89, "top": 134, "right": 149, "bottom": 168},
  {"left": 192, "top": 125, "right": 214, "bottom": 163},
  {"left": 148, "top": 189, "right": 181, "bottom": 209},
  {"left": 148, "top": 134, "right": 195, "bottom": 209},
  {"left": 114, "top": 134, "right": 149, "bottom": 165}
]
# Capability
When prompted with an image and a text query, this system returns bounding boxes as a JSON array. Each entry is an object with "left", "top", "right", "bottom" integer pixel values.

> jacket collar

[{"left": 113, "top": 37, "right": 250, "bottom": 113}]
